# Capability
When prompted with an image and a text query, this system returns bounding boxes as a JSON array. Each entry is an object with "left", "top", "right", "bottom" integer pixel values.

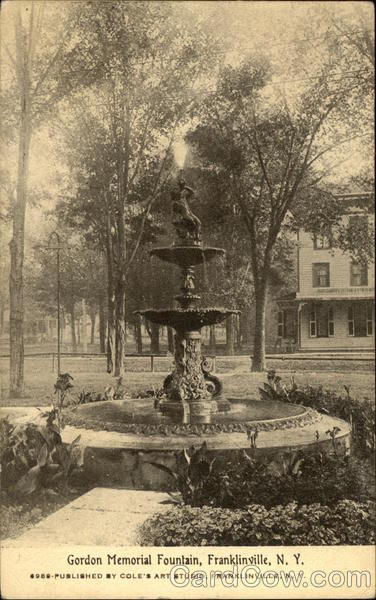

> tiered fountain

[
  {"left": 137, "top": 173, "right": 238, "bottom": 424},
  {"left": 62, "top": 171, "right": 351, "bottom": 490}
]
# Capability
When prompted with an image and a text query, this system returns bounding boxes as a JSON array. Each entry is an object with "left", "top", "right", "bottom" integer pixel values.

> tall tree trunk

[
  {"left": 89, "top": 306, "right": 96, "bottom": 345},
  {"left": 60, "top": 310, "right": 65, "bottom": 346},
  {"left": 105, "top": 219, "right": 115, "bottom": 373},
  {"left": 81, "top": 299, "right": 88, "bottom": 353},
  {"left": 107, "top": 290, "right": 115, "bottom": 373},
  {"left": 167, "top": 326, "right": 175, "bottom": 354},
  {"left": 9, "top": 109, "right": 31, "bottom": 396},
  {"left": 252, "top": 282, "right": 268, "bottom": 371},
  {"left": 0, "top": 304, "right": 4, "bottom": 336},
  {"left": 209, "top": 324, "right": 216, "bottom": 353},
  {"left": 135, "top": 316, "right": 143, "bottom": 354},
  {"left": 240, "top": 307, "right": 252, "bottom": 349},
  {"left": 113, "top": 100, "right": 131, "bottom": 377},
  {"left": 70, "top": 304, "right": 77, "bottom": 352},
  {"left": 76, "top": 318, "right": 80, "bottom": 345},
  {"left": 114, "top": 280, "right": 126, "bottom": 376},
  {"left": 98, "top": 294, "right": 106, "bottom": 353},
  {"left": 225, "top": 314, "right": 235, "bottom": 355},
  {"left": 150, "top": 322, "right": 160, "bottom": 354}
]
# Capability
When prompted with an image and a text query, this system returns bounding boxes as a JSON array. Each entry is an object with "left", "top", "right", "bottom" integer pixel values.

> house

[{"left": 277, "top": 193, "right": 374, "bottom": 352}]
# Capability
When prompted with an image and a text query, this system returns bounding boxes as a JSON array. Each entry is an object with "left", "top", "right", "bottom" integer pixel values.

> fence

[{"left": 0, "top": 351, "right": 373, "bottom": 376}]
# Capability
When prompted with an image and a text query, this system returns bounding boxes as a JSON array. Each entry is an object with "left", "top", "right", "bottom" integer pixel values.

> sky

[{"left": 0, "top": 0, "right": 373, "bottom": 249}]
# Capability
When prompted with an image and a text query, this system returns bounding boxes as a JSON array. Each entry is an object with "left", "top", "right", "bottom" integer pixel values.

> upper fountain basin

[
  {"left": 137, "top": 307, "right": 240, "bottom": 330},
  {"left": 150, "top": 245, "right": 225, "bottom": 267}
]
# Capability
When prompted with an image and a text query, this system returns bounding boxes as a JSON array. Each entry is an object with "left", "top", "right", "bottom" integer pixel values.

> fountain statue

[
  {"left": 137, "top": 172, "right": 239, "bottom": 423},
  {"left": 171, "top": 175, "right": 202, "bottom": 245}
]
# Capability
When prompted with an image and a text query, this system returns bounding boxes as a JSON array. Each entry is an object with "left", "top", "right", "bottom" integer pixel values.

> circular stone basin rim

[{"left": 64, "top": 397, "right": 317, "bottom": 436}]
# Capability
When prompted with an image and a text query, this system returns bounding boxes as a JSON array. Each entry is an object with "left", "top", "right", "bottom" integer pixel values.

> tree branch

[
  {"left": 128, "top": 110, "right": 154, "bottom": 189},
  {"left": 3, "top": 43, "right": 17, "bottom": 71},
  {"left": 125, "top": 117, "right": 180, "bottom": 271},
  {"left": 249, "top": 107, "right": 275, "bottom": 205}
]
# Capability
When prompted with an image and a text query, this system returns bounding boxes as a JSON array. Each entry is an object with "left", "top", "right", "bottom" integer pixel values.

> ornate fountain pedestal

[
  {"left": 162, "top": 329, "right": 214, "bottom": 423},
  {"left": 137, "top": 175, "right": 238, "bottom": 423}
]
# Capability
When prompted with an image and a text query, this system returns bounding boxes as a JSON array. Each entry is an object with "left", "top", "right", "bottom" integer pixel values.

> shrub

[
  {"left": 224, "top": 450, "right": 373, "bottom": 508},
  {"left": 259, "top": 372, "right": 375, "bottom": 457},
  {"left": 0, "top": 410, "right": 81, "bottom": 498},
  {"left": 139, "top": 500, "right": 376, "bottom": 546},
  {"left": 149, "top": 445, "right": 374, "bottom": 509}
]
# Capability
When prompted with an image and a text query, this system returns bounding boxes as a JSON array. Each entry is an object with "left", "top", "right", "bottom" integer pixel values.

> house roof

[{"left": 334, "top": 191, "right": 374, "bottom": 213}]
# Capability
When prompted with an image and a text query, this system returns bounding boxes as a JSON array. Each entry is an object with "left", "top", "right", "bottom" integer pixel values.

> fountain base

[
  {"left": 158, "top": 399, "right": 219, "bottom": 424},
  {"left": 60, "top": 399, "right": 351, "bottom": 491}
]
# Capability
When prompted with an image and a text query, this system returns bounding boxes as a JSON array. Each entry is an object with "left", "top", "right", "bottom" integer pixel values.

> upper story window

[
  {"left": 350, "top": 262, "right": 368, "bottom": 287},
  {"left": 313, "top": 232, "right": 331, "bottom": 249},
  {"left": 312, "top": 263, "right": 330, "bottom": 287}
]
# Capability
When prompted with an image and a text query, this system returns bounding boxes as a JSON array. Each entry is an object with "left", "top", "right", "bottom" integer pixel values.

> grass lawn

[{"left": 0, "top": 356, "right": 374, "bottom": 407}]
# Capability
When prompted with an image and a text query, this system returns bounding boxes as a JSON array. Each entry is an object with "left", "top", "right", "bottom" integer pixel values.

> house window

[
  {"left": 309, "top": 306, "right": 316, "bottom": 337},
  {"left": 277, "top": 310, "right": 296, "bottom": 339},
  {"left": 309, "top": 304, "right": 334, "bottom": 338},
  {"left": 348, "top": 302, "right": 373, "bottom": 337},
  {"left": 367, "top": 303, "right": 373, "bottom": 335},
  {"left": 317, "top": 304, "right": 329, "bottom": 337},
  {"left": 312, "top": 263, "right": 330, "bottom": 287},
  {"left": 348, "top": 306, "right": 354, "bottom": 336},
  {"left": 328, "top": 307, "right": 334, "bottom": 337},
  {"left": 350, "top": 262, "right": 368, "bottom": 286},
  {"left": 314, "top": 232, "right": 331, "bottom": 249},
  {"left": 277, "top": 311, "right": 284, "bottom": 338}
]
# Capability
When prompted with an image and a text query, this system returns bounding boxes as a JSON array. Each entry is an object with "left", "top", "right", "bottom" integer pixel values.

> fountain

[
  {"left": 137, "top": 172, "right": 239, "bottom": 424},
  {"left": 62, "top": 172, "right": 351, "bottom": 491}
]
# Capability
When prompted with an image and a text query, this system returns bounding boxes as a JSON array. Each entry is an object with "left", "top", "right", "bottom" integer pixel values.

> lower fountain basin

[
  {"left": 61, "top": 399, "right": 351, "bottom": 491},
  {"left": 137, "top": 307, "right": 239, "bottom": 329}
]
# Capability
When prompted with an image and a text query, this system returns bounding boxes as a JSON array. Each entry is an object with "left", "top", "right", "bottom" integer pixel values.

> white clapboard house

[{"left": 277, "top": 192, "right": 374, "bottom": 352}]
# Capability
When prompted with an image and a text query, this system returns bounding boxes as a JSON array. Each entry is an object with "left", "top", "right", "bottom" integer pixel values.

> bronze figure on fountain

[
  {"left": 137, "top": 171, "right": 238, "bottom": 423},
  {"left": 171, "top": 172, "right": 202, "bottom": 246}
]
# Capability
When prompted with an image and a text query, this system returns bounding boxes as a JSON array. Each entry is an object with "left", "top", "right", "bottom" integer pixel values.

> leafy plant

[
  {"left": 139, "top": 499, "right": 376, "bottom": 546},
  {"left": 0, "top": 409, "right": 81, "bottom": 498},
  {"left": 259, "top": 372, "right": 375, "bottom": 457},
  {"left": 52, "top": 372, "right": 74, "bottom": 428},
  {"left": 113, "top": 376, "right": 128, "bottom": 400},
  {"left": 148, "top": 442, "right": 373, "bottom": 510},
  {"left": 148, "top": 442, "right": 217, "bottom": 506}
]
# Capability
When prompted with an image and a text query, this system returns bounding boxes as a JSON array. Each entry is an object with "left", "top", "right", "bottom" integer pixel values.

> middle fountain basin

[{"left": 137, "top": 307, "right": 239, "bottom": 330}]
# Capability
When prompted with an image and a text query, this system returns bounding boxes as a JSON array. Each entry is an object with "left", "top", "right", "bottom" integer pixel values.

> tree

[
  {"left": 184, "top": 155, "right": 297, "bottom": 355},
  {"left": 55, "top": 1, "right": 221, "bottom": 375},
  {"left": 188, "top": 47, "right": 373, "bottom": 370},
  {"left": 1, "top": 0, "right": 100, "bottom": 395},
  {"left": 28, "top": 223, "right": 107, "bottom": 353}
]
